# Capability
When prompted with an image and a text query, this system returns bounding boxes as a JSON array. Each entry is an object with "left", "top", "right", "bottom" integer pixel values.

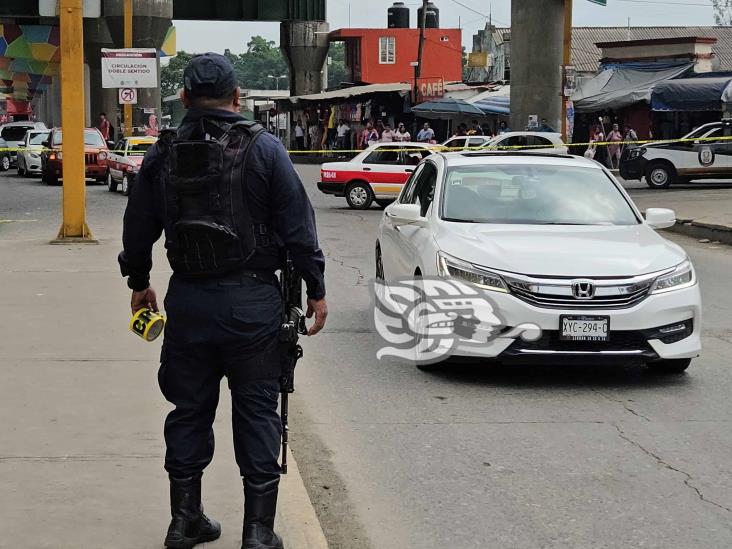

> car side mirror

[
  {"left": 42, "top": 140, "right": 50, "bottom": 148},
  {"left": 107, "top": 141, "right": 115, "bottom": 149},
  {"left": 645, "top": 208, "right": 676, "bottom": 229},
  {"left": 387, "top": 203, "right": 426, "bottom": 224}
]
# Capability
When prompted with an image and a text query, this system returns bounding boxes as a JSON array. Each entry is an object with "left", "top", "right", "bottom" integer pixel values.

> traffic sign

[
  {"left": 102, "top": 49, "right": 158, "bottom": 89},
  {"left": 118, "top": 88, "right": 138, "bottom": 105}
]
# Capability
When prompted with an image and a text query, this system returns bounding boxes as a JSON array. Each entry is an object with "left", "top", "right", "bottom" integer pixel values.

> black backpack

[{"left": 164, "top": 119, "right": 265, "bottom": 277}]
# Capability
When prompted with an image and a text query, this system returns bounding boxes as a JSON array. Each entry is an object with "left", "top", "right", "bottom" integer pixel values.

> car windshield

[
  {"left": 52, "top": 130, "right": 106, "bottom": 147},
  {"left": 1, "top": 126, "right": 33, "bottom": 142},
  {"left": 128, "top": 142, "right": 153, "bottom": 155},
  {"left": 29, "top": 132, "right": 49, "bottom": 145},
  {"left": 442, "top": 164, "right": 639, "bottom": 225},
  {"left": 682, "top": 124, "right": 724, "bottom": 140}
]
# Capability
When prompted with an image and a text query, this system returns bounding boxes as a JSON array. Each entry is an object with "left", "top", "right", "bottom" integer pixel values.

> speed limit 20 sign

[{"left": 118, "top": 88, "right": 138, "bottom": 105}]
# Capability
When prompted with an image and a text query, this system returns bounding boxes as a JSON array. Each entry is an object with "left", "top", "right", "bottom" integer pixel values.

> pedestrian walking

[
  {"left": 394, "top": 122, "right": 411, "bottom": 142},
  {"left": 607, "top": 123, "right": 623, "bottom": 169},
  {"left": 587, "top": 125, "right": 609, "bottom": 167},
  {"left": 294, "top": 119, "right": 305, "bottom": 151},
  {"left": 308, "top": 121, "right": 319, "bottom": 150},
  {"left": 98, "top": 112, "right": 111, "bottom": 141},
  {"left": 118, "top": 53, "right": 328, "bottom": 549},
  {"left": 417, "top": 122, "right": 435, "bottom": 142},
  {"left": 498, "top": 120, "right": 511, "bottom": 134},
  {"left": 336, "top": 119, "right": 350, "bottom": 150}
]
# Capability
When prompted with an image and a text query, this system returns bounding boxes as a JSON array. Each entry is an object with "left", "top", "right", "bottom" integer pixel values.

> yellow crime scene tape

[{"left": 0, "top": 135, "right": 727, "bottom": 155}]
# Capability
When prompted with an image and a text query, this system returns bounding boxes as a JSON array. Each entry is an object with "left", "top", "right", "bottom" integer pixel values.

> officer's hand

[
  {"left": 131, "top": 287, "right": 159, "bottom": 314},
  {"left": 306, "top": 298, "right": 328, "bottom": 336}
]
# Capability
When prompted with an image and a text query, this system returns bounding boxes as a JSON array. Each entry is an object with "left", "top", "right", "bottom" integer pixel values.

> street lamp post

[{"left": 267, "top": 74, "right": 287, "bottom": 91}]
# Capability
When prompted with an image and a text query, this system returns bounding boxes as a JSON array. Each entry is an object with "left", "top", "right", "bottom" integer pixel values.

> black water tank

[
  {"left": 388, "top": 2, "right": 410, "bottom": 29},
  {"left": 417, "top": 1, "right": 439, "bottom": 28}
]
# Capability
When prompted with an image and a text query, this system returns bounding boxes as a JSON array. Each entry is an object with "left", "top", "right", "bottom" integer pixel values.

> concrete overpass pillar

[
  {"left": 510, "top": 0, "right": 564, "bottom": 132},
  {"left": 84, "top": 18, "right": 118, "bottom": 133},
  {"left": 103, "top": 0, "right": 172, "bottom": 134},
  {"left": 281, "top": 21, "right": 330, "bottom": 97}
]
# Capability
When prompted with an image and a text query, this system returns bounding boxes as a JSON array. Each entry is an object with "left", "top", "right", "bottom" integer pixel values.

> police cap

[{"left": 183, "top": 53, "right": 237, "bottom": 99}]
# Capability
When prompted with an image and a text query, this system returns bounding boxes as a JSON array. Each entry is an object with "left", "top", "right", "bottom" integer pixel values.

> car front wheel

[
  {"left": 107, "top": 171, "right": 118, "bottom": 192},
  {"left": 0, "top": 155, "right": 9, "bottom": 171},
  {"left": 121, "top": 174, "right": 131, "bottom": 196},
  {"left": 646, "top": 358, "right": 691, "bottom": 374},
  {"left": 345, "top": 181, "right": 373, "bottom": 209},
  {"left": 645, "top": 163, "right": 674, "bottom": 189}
]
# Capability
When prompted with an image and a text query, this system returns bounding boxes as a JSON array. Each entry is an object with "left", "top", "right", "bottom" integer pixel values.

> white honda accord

[{"left": 375, "top": 151, "right": 702, "bottom": 372}]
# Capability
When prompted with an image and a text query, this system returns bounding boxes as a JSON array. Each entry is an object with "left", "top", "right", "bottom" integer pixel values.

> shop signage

[{"left": 416, "top": 78, "right": 445, "bottom": 103}]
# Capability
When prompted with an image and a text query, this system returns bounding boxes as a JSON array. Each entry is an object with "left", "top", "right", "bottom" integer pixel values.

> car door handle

[
  {"left": 363, "top": 167, "right": 372, "bottom": 171},
  {"left": 405, "top": 168, "right": 414, "bottom": 173}
]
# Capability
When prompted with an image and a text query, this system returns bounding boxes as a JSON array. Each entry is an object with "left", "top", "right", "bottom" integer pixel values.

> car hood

[{"left": 435, "top": 223, "right": 686, "bottom": 277}]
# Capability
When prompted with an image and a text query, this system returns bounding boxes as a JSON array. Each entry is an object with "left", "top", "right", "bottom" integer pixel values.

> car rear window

[
  {"left": 29, "top": 132, "right": 49, "bottom": 145},
  {"left": 1, "top": 126, "right": 33, "bottom": 142}
]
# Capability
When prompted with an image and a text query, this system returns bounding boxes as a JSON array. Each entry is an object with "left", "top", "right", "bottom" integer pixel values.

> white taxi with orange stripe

[{"left": 318, "top": 142, "right": 440, "bottom": 209}]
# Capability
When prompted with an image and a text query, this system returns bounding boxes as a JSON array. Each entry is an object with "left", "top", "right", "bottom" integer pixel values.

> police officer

[{"left": 119, "top": 53, "right": 327, "bottom": 549}]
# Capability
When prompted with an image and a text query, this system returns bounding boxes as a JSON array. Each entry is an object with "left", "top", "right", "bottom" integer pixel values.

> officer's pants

[{"left": 159, "top": 272, "right": 284, "bottom": 482}]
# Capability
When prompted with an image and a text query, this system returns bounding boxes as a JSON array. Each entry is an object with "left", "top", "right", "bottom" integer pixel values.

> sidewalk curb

[
  {"left": 277, "top": 449, "right": 329, "bottom": 549},
  {"left": 666, "top": 218, "right": 732, "bottom": 246}
]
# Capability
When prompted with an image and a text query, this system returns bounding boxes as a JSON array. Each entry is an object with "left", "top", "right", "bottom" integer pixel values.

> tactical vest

[{"left": 162, "top": 120, "right": 266, "bottom": 277}]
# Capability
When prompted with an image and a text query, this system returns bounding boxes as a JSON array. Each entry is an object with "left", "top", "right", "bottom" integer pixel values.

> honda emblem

[{"left": 572, "top": 280, "right": 595, "bottom": 300}]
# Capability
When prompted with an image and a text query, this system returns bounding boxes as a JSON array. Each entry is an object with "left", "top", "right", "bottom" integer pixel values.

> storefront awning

[
  {"left": 468, "top": 86, "right": 510, "bottom": 115},
  {"left": 411, "top": 97, "right": 486, "bottom": 118},
  {"left": 288, "top": 83, "right": 411, "bottom": 103},
  {"left": 651, "top": 75, "right": 732, "bottom": 112},
  {"left": 571, "top": 62, "right": 693, "bottom": 113}
]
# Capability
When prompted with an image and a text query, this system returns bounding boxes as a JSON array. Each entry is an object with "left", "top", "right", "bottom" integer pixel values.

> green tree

[
  {"left": 327, "top": 42, "right": 348, "bottom": 88},
  {"left": 712, "top": 0, "right": 732, "bottom": 25},
  {"left": 230, "top": 36, "right": 291, "bottom": 90},
  {"left": 160, "top": 50, "right": 194, "bottom": 99}
]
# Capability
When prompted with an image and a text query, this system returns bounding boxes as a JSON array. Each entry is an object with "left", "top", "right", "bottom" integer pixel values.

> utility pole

[
  {"left": 561, "top": 0, "right": 573, "bottom": 142},
  {"left": 123, "top": 0, "right": 133, "bottom": 137},
  {"left": 54, "top": 0, "right": 94, "bottom": 242},
  {"left": 415, "top": 0, "right": 428, "bottom": 103}
]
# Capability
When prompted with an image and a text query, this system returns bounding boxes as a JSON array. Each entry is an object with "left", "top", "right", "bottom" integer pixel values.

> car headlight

[
  {"left": 30, "top": 152, "right": 40, "bottom": 159},
  {"left": 627, "top": 147, "right": 646, "bottom": 160},
  {"left": 651, "top": 260, "right": 696, "bottom": 294},
  {"left": 98, "top": 151, "right": 107, "bottom": 161},
  {"left": 437, "top": 252, "right": 508, "bottom": 293}
]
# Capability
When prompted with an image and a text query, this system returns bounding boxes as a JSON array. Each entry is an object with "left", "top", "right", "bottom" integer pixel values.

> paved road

[{"left": 2, "top": 168, "right": 732, "bottom": 549}]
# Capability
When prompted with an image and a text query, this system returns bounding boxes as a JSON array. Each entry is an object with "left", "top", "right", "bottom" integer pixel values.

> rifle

[{"left": 279, "top": 253, "right": 306, "bottom": 474}]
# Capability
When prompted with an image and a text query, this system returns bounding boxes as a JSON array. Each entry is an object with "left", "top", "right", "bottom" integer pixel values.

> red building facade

[{"left": 329, "top": 28, "right": 463, "bottom": 89}]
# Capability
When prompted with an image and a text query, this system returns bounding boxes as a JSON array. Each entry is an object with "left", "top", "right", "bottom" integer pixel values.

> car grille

[
  {"left": 85, "top": 153, "right": 97, "bottom": 165},
  {"left": 504, "top": 273, "right": 661, "bottom": 310},
  {"left": 505, "top": 330, "right": 657, "bottom": 357}
]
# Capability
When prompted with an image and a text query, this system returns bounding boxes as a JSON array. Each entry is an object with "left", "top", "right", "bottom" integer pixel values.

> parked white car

[
  {"left": 0, "top": 121, "right": 48, "bottom": 166},
  {"left": 376, "top": 151, "right": 701, "bottom": 372},
  {"left": 482, "top": 131, "right": 568, "bottom": 154},
  {"left": 442, "top": 135, "right": 492, "bottom": 150},
  {"left": 17, "top": 129, "right": 50, "bottom": 176}
]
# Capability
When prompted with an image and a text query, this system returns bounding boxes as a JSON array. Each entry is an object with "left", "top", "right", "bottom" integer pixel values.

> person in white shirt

[
  {"left": 336, "top": 120, "right": 350, "bottom": 150},
  {"left": 294, "top": 120, "right": 305, "bottom": 151},
  {"left": 416, "top": 122, "right": 435, "bottom": 142},
  {"left": 394, "top": 122, "right": 411, "bottom": 142},
  {"left": 380, "top": 123, "right": 395, "bottom": 142}
]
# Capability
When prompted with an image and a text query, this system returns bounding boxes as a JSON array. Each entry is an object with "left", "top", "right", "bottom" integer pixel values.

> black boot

[
  {"left": 242, "top": 477, "right": 284, "bottom": 549},
  {"left": 164, "top": 474, "right": 221, "bottom": 549}
]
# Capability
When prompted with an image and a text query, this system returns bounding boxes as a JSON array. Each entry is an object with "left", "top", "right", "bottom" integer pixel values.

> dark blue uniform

[{"left": 120, "top": 107, "right": 325, "bottom": 483}]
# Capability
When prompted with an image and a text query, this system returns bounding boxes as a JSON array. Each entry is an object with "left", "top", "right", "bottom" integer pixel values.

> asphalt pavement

[{"left": 1, "top": 168, "right": 732, "bottom": 549}]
